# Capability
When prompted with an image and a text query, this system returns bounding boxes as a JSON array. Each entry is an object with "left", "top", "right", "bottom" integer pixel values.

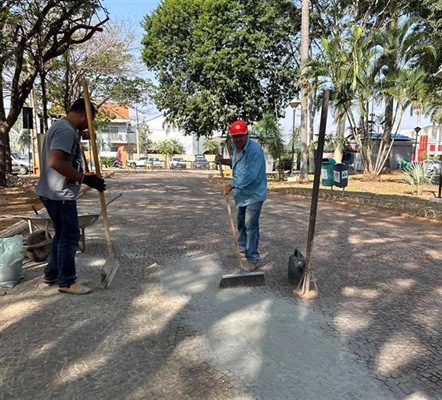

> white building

[
  {"left": 95, "top": 103, "right": 132, "bottom": 158},
  {"left": 401, "top": 125, "right": 442, "bottom": 159},
  {"left": 141, "top": 114, "right": 213, "bottom": 157}
]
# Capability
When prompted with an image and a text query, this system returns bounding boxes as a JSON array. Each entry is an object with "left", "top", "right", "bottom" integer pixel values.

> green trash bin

[
  {"left": 398, "top": 159, "right": 412, "bottom": 171},
  {"left": 321, "top": 158, "right": 336, "bottom": 186}
]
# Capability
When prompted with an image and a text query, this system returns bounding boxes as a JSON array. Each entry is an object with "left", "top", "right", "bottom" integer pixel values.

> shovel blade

[{"left": 100, "top": 258, "right": 119, "bottom": 289}]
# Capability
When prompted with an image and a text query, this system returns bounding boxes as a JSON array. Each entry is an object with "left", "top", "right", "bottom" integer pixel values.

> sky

[
  {"left": 102, "top": 0, "right": 159, "bottom": 34},
  {"left": 102, "top": 0, "right": 158, "bottom": 17},
  {"left": 101, "top": 0, "right": 431, "bottom": 138}
]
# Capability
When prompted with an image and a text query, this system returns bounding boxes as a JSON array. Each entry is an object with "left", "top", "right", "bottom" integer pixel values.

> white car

[
  {"left": 170, "top": 157, "right": 186, "bottom": 169},
  {"left": 128, "top": 157, "right": 162, "bottom": 169},
  {"left": 11, "top": 153, "right": 32, "bottom": 174},
  {"left": 423, "top": 160, "right": 441, "bottom": 174}
]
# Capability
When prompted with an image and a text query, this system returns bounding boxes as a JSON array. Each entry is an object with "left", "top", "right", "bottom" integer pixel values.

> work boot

[
  {"left": 58, "top": 283, "right": 92, "bottom": 295},
  {"left": 242, "top": 260, "right": 259, "bottom": 272}
]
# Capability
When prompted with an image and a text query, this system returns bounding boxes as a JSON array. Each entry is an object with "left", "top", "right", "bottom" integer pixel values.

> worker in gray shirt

[{"left": 36, "top": 98, "right": 106, "bottom": 295}]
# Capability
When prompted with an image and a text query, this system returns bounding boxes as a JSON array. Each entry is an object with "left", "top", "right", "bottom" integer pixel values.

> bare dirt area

[{"left": 0, "top": 175, "right": 42, "bottom": 232}]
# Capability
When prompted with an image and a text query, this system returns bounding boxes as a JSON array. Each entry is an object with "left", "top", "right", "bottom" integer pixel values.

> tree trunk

[
  {"left": 381, "top": 96, "right": 394, "bottom": 171},
  {"left": 0, "top": 77, "right": 38, "bottom": 185},
  {"left": 299, "top": 0, "right": 310, "bottom": 182},
  {"left": 40, "top": 70, "right": 49, "bottom": 133},
  {"left": 334, "top": 118, "right": 346, "bottom": 163},
  {"left": 0, "top": 125, "right": 9, "bottom": 187}
]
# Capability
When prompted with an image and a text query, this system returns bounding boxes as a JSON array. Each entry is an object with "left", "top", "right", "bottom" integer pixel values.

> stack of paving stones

[{"left": 1, "top": 171, "right": 441, "bottom": 400}]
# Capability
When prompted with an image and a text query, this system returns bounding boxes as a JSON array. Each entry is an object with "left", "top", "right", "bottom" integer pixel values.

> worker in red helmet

[{"left": 216, "top": 120, "right": 267, "bottom": 271}]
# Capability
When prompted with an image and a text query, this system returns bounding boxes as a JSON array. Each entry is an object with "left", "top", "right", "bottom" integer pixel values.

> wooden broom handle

[
  {"left": 218, "top": 155, "right": 243, "bottom": 268},
  {"left": 81, "top": 80, "right": 113, "bottom": 249}
]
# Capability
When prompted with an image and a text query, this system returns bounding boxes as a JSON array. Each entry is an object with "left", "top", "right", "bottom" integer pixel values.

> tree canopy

[
  {"left": 41, "top": 21, "right": 152, "bottom": 114},
  {"left": 304, "top": 0, "right": 442, "bottom": 178},
  {"left": 0, "top": 0, "right": 109, "bottom": 185},
  {"left": 141, "top": 0, "right": 300, "bottom": 137}
]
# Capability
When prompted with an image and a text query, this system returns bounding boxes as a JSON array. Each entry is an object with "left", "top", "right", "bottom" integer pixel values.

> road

[{"left": 1, "top": 171, "right": 441, "bottom": 400}]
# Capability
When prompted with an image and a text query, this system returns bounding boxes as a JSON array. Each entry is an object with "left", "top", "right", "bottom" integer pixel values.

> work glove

[{"left": 82, "top": 174, "right": 106, "bottom": 192}]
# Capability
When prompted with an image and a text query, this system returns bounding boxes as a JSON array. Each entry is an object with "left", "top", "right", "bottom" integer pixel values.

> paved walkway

[{"left": 1, "top": 171, "right": 441, "bottom": 400}]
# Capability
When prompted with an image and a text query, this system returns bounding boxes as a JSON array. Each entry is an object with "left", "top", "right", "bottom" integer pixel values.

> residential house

[
  {"left": 82, "top": 102, "right": 133, "bottom": 167},
  {"left": 129, "top": 114, "right": 215, "bottom": 163}
]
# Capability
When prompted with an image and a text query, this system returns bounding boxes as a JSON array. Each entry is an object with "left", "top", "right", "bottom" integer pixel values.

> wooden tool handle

[
  {"left": 81, "top": 80, "right": 113, "bottom": 254},
  {"left": 218, "top": 156, "right": 243, "bottom": 268}
]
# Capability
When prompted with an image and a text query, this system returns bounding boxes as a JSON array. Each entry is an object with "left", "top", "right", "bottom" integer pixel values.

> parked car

[
  {"left": 11, "top": 153, "right": 32, "bottom": 175},
  {"left": 422, "top": 159, "right": 441, "bottom": 175},
  {"left": 170, "top": 157, "right": 186, "bottom": 169},
  {"left": 194, "top": 155, "right": 210, "bottom": 169},
  {"left": 128, "top": 156, "right": 162, "bottom": 169},
  {"left": 148, "top": 157, "right": 163, "bottom": 169}
]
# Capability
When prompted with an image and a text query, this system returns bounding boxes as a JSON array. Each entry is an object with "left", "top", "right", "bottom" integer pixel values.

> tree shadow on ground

[{"left": 1, "top": 172, "right": 440, "bottom": 399}]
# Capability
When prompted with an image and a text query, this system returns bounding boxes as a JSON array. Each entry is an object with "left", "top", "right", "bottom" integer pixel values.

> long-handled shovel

[
  {"left": 82, "top": 80, "right": 119, "bottom": 288},
  {"left": 294, "top": 90, "right": 330, "bottom": 299}
]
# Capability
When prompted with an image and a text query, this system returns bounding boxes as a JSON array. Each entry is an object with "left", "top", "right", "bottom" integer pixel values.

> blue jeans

[
  {"left": 237, "top": 201, "right": 263, "bottom": 263},
  {"left": 40, "top": 198, "right": 79, "bottom": 287}
]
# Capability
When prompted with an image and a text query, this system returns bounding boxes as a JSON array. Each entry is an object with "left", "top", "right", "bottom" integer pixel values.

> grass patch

[{"left": 267, "top": 172, "right": 442, "bottom": 223}]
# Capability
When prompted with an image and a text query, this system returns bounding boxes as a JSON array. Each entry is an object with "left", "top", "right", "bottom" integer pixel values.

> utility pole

[
  {"left": 29, "top": 89, "right": 41, "bottom": 175},
  {"left": 135, "top": 103, "right": 140, "bottom": 158},
  {"left": 289, "top": 98, "right": 300, "bottom": 179}
]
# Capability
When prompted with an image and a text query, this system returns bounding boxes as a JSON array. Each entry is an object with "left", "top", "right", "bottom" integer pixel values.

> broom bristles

[{"left": 219, "top": 272, "right": 265, "bottom": 288}]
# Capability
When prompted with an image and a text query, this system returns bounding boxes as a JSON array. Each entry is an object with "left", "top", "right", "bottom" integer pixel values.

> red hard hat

[{"left": 229, "top": 120, "right": 248, "bottom": 135}]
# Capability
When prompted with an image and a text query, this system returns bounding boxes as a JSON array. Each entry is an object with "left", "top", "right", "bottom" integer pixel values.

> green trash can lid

[{"left": 321, "top": 157, "right": 336, "bottom": 164}]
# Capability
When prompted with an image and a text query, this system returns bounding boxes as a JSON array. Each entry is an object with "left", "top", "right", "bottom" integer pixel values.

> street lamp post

[
  {"left": 289, "top": 98, "right": 300, "bottom": 177},
  {"left": 413, "top": 126, "right": 421, "bottom": 162}
]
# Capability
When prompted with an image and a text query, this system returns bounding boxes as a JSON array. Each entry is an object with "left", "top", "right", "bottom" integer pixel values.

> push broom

[
  {"left": 218, "top": 153, "right": 265, "bottom": 288},
  {"left": 82, "top": 79, "right": 120, "bottom": 288}
]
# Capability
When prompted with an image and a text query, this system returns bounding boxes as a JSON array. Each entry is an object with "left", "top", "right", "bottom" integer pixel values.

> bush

[
  {"left": 402, "top": 162, "right": 435, "bottom": 195},
  {"left": 100, "top": 157, "right": 115, "bottom": 167}
]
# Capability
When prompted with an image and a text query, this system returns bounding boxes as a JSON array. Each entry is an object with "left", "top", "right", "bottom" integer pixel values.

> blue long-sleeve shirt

[{"left": 231, "top": 137, "right": 267, "bottom": 207}]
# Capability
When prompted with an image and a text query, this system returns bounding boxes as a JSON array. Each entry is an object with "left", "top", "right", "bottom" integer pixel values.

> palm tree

[
  {"left": 169, "top": 138, "right": 185, "bottom": 155},
  {"left": 373, "top": 17, "right": 436, "bottom": 170},
  {"left": 299, "top": 0, "right": 310, "bottom": 182},
  {"left": 310, "top": 31, "right": 360, "bottom": 134},
  {"left": 156, "top": 139, "right": 185, "bottom": 168},
  {"left": 308, "top": 26, "right": 379, "bottom": 178},
  {"left": 202, "top": 139, "right": 220, "bottom": 155},
  {"left": 254, "top": 114, "right": 285, "bottom": 180}
]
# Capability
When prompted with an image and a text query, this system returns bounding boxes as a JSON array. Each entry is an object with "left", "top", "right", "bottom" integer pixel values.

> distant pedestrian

[
  {"left": 35, "top": 98, "right": 106, "bottom": 295},
  {"left": 216, "top": 120, "right": 267, "bottom": 270}
]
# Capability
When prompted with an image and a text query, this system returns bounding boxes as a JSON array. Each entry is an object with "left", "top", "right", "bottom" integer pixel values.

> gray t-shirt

[{"left": 35, "top": 118, "right": 83, "bottom": 200}]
